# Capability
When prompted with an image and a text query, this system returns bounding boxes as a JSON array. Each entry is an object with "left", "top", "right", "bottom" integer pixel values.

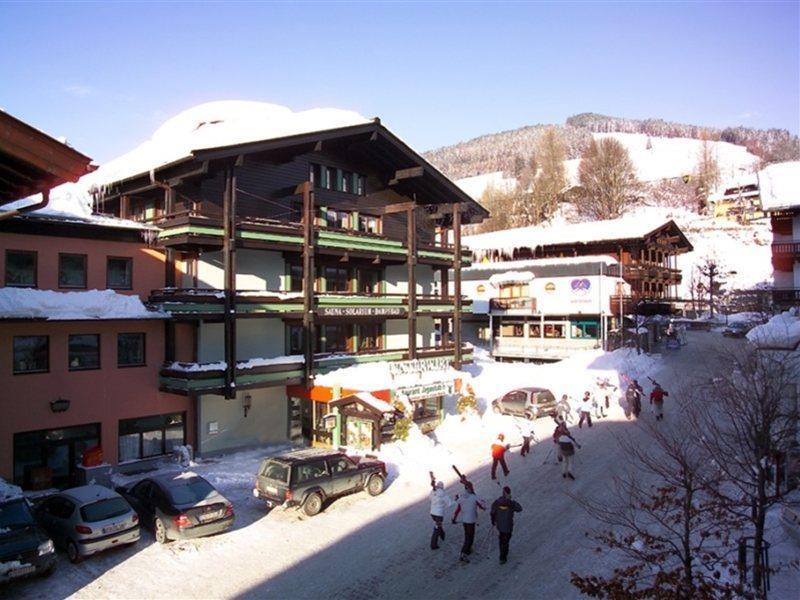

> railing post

[
  {"left": 407, "top": 205, "right": 417, "bottom": 359},
  {"left": 164, "top": 187, "right": 176, "bottom": 287},
  {"left": 453, "top": 204, "right": 462, "bottom": 369},
  {"left": 222, "top": 166, "right": 237, "bottom": 399},
  {"left": 301, "top": 182, "right": 316, "bottom": 385}
]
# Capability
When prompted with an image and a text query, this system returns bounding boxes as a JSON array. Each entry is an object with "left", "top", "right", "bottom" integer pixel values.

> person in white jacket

[
  {"left": 429, "top": 481, "right": 454, "bottom": 550},
  {"left": 515, "top": 417, "right": 535, "bottom": 457},
  {"left": 452, "top": 482, "right": 486, "bottom": 562}
]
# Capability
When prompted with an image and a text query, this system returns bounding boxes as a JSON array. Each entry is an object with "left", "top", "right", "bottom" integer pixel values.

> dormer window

[{"left": 310, "top": 163, "right": 365, "bottom": 196}]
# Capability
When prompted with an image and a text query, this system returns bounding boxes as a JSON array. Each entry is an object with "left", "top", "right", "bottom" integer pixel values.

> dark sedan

[
  {"left": 116, "top": 472, "right": 234, "bottom": 544},
  {"left": 722, "top": 322, "right": 752, "bottom": 338}
]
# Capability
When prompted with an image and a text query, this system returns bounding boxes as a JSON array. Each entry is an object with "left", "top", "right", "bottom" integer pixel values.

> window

[
  {"left": 288, "top": 264, "right": 303, "bottom": 292},
  {"left": 500, "top": 323, "right": 524, "bottom": 337},
  {"left": 357, "top": 268, "right": 381, "bottom": 294},
  {"left": 107, "top": 257, "right": 132, "bottom": 289},
  {"left": 358, "top": 323, "right": 382, "bottom": 351},
  {"left": 118, "top": 413, "right": 185, "bottom": 462},
  {"left": 5, "top": 250, "right": 37, "bottom": 287},
  {"left": 544, "top": 323, "right": 566, "bottom": 338},
  {"left": 294, "top": 460, "right": 329, "bottom": 483},
  {"left": 358, "top": 214, "right": 381, "bottom": 235},
  {"left": 310, "top": 163, "right": 365, "bottom": 196},
  {"left": 118, "top": 333, "right": 145, "bottom": 367},
  {"left": 58, "top": 253, "right": 87, "bottom": 288},
  {"left": 324, "top": 208, "right": 350, "bottom": 229},
  {"left": 319, "top": 324, "right": 353, "bottom": 353},
  {"left": 499, "top": 284, "right": 528, "bottom": 298},
  {"left": 329, "top": 457, "right": 354, "bottom": 474},
  {"left": 13, "top": 336, "right": 49, "bottom": 374},
  {"left": 287, "top": 323, "right": 304, "bottom": 355},
  {"left": 323, "top": 266, "right": 350, "bottom": 293},
  {"left": 69, "top": 334, "right": 100, "bottom": 370},
  {"left": 571, "top": 320, "right": 599, "bottom": 339}
]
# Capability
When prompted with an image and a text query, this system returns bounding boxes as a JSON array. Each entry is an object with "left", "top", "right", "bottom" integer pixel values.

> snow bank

[
  {"left": 759, "top": 161, "right": 800, "bottom": 211},
  {"left": 164, "top": 355, "right": 305, "bottom": 372},
  {"left": 747, "top": 310, "right": 800, "bottom": 349},
  {"left": 0, "top": 478, "right": 22, "bottom": 501},
  {"left": 488, "top": 270, "right": 534, "bottom": 287},
  {"left": 0, "top": 288, "right": 167, "bottom": 321}
]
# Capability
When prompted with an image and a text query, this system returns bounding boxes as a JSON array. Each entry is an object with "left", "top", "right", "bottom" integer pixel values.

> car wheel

[
  {"left": 492, "top": 404, "right": 502, "bottom": 414},
  {"left": 303, "top": 493, "right": 323, "bottom": 517},
  {"left": 366, "top": 475, "right": 385, "bottom": 496},
  {"left": 154, "top": 518, "right": 170, "bottom": 544},
  {"left": 66, "top": 539, "right": 82, "bottom": 563}
]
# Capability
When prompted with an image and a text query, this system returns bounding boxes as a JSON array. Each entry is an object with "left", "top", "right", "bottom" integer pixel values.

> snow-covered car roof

[{"left": 61, "top": 485, "right": 121, "bottom": 505}]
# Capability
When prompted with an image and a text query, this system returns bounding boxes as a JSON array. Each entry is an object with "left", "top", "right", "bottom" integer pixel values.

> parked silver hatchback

[{"left": 34, "top": 485, "right": 140, "bottom": 562}]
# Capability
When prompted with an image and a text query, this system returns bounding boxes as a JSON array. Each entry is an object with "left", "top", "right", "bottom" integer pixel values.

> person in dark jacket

[{"left": 490, "top": 486, "right": 523, "bottom": 564}]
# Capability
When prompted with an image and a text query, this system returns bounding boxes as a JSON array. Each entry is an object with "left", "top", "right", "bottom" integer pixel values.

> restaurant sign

[
  {"left": 396, "top": 380, "right": 455, "bottom": 402},
  {"left": 318, "top": 306, "right": 405, "bottom": 317},
  {"left": 389, "top": 356, "right": 452, "bottom": 378}
]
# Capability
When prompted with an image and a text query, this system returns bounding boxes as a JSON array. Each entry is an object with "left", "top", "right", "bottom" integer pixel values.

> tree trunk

[{"left": 752, "top": 469, "right": 767, "bottom": 595}]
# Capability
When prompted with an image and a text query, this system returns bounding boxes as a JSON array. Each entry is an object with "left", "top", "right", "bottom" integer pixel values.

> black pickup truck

[{"left": 252, "top": 449, "right": 387, "bottom": 516}]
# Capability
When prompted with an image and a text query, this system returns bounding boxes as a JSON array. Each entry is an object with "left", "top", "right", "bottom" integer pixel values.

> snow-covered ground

[{"left": 6, "top": 333, "right": 798, "bottom": 599}]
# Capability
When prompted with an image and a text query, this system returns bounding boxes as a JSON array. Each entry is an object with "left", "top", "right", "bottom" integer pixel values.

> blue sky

[{"left": 1, "top": 1, "right": 797, "bottom": 163}]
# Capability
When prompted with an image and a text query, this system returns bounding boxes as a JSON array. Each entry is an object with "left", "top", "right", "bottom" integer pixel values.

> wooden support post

[
  {"left": 407, "top": 206, "right": 417, "bottom": 359},
  {"left": 165, "top": 321, "right": 176, "bottom": 363},
  {"left": 222, "top": 167, "right": 237, "bottom": 399},
  {"left": 301, "top": 182, "right": 316, "bottom": 384},
  {"left": 453, "top": 205, "right": 463, "bottom": 369},
  {"left": 440, "top": 265, "right": 450, "bottom": 346},
  {"left": 164, "top": 187, "right": 176, "bottom": 287}
]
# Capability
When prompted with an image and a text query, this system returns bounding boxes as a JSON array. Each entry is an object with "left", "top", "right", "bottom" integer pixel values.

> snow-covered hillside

[{"left": 456, "top": 132, "right": 760, "bottom": 200}]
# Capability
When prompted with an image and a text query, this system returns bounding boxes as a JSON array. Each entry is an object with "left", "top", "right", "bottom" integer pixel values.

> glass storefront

[{"left": 13, "top": 423, "right": 100, "bottom": 489}]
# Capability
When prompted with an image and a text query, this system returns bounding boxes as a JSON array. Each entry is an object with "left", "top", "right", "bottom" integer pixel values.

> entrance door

[
  {"left": 13, "top": 423, "right": 101, "bottom": 489},
  {"left": 345, "top": 417, "right": 374, "bottom": 450}
]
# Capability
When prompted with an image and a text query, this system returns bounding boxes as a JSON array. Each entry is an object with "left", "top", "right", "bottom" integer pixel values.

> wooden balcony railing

[
  {"left": 772, "top": 288, "right": 800, "bottom": 304},
  {"left": 152, "top": 212, "right": 471, "bottom": 265},
  {"left": 159, "top": 344, "right": 474, "bottom": 395},
  {"left": 771, "top": 241, "right": 800, "bottom": 257}
]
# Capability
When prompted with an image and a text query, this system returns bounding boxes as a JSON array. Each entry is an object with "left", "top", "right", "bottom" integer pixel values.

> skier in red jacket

[
  {"left": 650, "top": 383, "right": 669, "bottom": 421},
  {"left": 491, "top": 434, "right": 511, "bottom": 480}
]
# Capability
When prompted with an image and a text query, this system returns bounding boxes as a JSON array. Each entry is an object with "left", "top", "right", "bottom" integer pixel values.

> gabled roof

[
  {"left": 0, "top": 110, "right": 94, "bottom": 204},
  {"left": 91, "top": 101, "right": 488, "bottom": 223},
  {"left": 759, "top": 161, "right": 800, "bottom": 212}
]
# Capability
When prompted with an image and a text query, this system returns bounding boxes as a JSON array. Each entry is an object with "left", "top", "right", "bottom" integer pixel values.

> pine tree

[
  {"left": 694, "top": 131, "right": 721, "bottom": 213},
  {"left": 575, "top": 138, "right": 641, "bottom": 220}
]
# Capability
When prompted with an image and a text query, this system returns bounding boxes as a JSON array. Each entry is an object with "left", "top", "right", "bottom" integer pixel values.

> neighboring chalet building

[
  {"left": 759, "top": 161, "right": 800, "bottom": 308},
  {"left": 0, "top": 111, "right": 192, "bottom": 489},
  {"left": 90, "top": 102, "right": 486, "bottom": 455},
  {"left": 460, "top": 216, "right": 693, "bottom": 360}
]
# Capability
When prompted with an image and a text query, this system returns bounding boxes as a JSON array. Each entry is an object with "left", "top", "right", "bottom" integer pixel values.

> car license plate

[
  {"left": 10, "top": 565, "right": 36, "bottom": 577},
  {"left": 103, "top": 523, "right": 125, "bottom": 534},
  {"left": 266, "top": 485, "right": 278, "bottom": 495},
  {"left": 199, "top": 510, "right": 221, "bottom": 523}
]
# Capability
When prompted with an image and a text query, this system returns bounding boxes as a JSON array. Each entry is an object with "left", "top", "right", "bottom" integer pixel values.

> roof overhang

[{"left": 0, "top": 111, "right": 94, "bottom": 205}]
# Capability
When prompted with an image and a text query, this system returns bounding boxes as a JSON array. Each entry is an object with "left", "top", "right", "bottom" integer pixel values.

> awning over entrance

[{"left": 329, "top": 392, "right": 399, "bottom": 418}]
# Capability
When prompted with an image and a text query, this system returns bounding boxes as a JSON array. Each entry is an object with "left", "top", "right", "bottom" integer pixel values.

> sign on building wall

[
  {"left": 389, "top": 356, "right": 452, "bottom": 378},
  {"left": 395, "top": 380, "right": 455, "bottom": 402},
  {"left": 318, "top": 306, "right": 406, "bottom": 317}
]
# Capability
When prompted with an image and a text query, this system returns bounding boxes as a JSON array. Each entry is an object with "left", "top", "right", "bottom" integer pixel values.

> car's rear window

[
  {"left": 166, "top": 477, "right": 216, "bottom": 505},
  {"left": 0, "top": 500, "right": 35, "bottom": 530},
  {"left": 260, "top": 460, "right": 290, "bottom": 483},
  {"left": 80, "top": 497, "right": 130, "bottom": 523}
]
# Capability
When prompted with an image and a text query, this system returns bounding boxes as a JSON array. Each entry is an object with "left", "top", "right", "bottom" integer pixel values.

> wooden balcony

[
  {"left": 609, "top": 295, "right": 680, "bottom": 316},
  {"left": 607, "top": 262, "right": 683, "bottom": 283},
  {"left": 772, "top": 241, "right": 800, "bottom": 258},
  {"left": 153, "top": 211, "right": 471, "bottom": 266},
  {"left": 149, "top": 289, "right": 471, "bottom": 319},
  {"left": 159, "top": 344, "right": 473, "bottom": 395}
]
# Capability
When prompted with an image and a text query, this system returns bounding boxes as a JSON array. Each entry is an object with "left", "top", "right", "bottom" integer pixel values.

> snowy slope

[{"left": 456, "top": 132, "right": 761, "bottom": 200}]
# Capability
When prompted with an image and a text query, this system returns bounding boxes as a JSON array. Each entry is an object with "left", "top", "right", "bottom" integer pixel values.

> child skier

[
  {"left": 578, "top": 392, "right": 593, "bottom": 428},
  {"left": 515, "top": 417, "right": 535, "bottom": 457},
  {"left": 626, "top": 380, "right": 643, "bottom": 419},
  {"left": 552, "top": 416, "right": 569, "bottom": 462},
  {"left": 557, "top": 429, "right": 581, "bottom": 480},
  {"left": 556, "top": 394, "right": 574, "bottom": 424},
  {"left": 491, "top": 433, "right": 511, "bottom": 479},
  {"left": 650, "top": 382, "right": 669, "bottom": 421},
  {"left": 452, "top": 481, "right": 486, "bottom": 562}
]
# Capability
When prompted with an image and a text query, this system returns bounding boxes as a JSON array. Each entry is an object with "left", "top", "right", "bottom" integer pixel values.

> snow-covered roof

[
  {"left": 90, "top": 101, "right": 372, "bottom": 188},
  {"left": 488, "top": 271, "right": 534, "bottom": 287},
  {"left": 164, "top": 355, "right": 305, "bottom": 372},
  {"left": 759, "top": 161, "right": 800, "bottom": 212},
  {"left": 746, "top": 310, "right": 800, "bottom": 350},
  {"left": 353, "top": 392, "right": 397, "bottom": 414},
  {"left": 464, "top": 214, "right": 678, "bottom": 255},
  {"left": 0, "top": 288, "right": 168, "bottom": 321}
]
